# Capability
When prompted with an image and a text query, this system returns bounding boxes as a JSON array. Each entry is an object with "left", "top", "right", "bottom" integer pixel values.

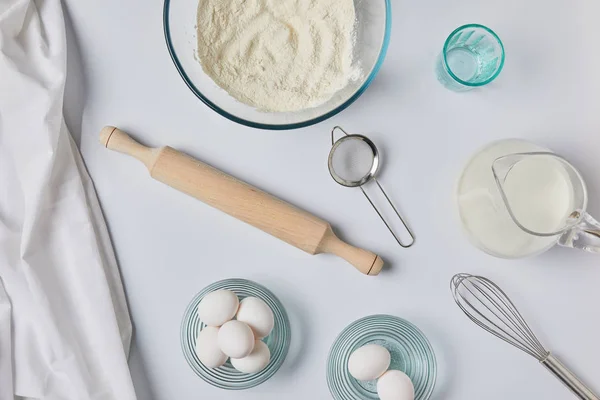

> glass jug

[{"left": 456, "top": 139, "right": 600, "bottom": 258}]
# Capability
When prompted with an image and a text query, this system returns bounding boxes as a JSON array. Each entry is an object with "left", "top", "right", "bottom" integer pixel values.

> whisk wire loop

[
  {"left": 474, "top": 277, "right": 546, "bottom": 357},
  {"left": 451, "top": 274, "right": 548, "bottom": 360}
]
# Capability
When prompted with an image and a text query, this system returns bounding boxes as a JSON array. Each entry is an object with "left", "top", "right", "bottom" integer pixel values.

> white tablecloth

[{"left": 0, "top": 1, "right": 136, "bottom": 398}]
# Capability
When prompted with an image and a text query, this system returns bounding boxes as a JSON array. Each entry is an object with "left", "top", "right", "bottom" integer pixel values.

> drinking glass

[{"left": 436, "top": 24, "right": 505, "bottom": 92}]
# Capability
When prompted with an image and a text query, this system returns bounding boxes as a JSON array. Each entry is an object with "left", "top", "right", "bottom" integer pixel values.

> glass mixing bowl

[
  {"left": 327, "top": 315, "right": 437, "bottom": 400},
  {"left": 163, "top": 0, "right": 391, "bottom": 130},
  {"left": 181, "top": 279, "right": 291, "bottom": 390}
]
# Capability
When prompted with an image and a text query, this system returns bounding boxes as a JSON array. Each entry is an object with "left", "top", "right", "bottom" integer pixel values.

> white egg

[
  {"left": 231, "top": 340, "right": 271, "bottom": 374},
  {"left": 197, "top": 289, "right": 239, "bottom": 327},
  {"left": 218, "top": 320, "right": 255, "bottom": 358},
  {"left": 377, "top": 370, "right": 415, "bottom": 400},
  {"left": 347, "top": 344, "right": 391, "bottom": 381},
  {"left": 195, "top": 326, "right": 228, "bottom": 368},
  {"left": 236, "top": 297, "right": 275, "bottom": 339}
]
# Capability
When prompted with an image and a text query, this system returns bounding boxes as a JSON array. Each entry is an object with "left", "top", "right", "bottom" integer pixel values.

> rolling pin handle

[
  {"left": 100, "top": 126, "right": 158, "bottom": 170},
  {"left": 318, "top": 227, "right": 384, "bottom": 276}
]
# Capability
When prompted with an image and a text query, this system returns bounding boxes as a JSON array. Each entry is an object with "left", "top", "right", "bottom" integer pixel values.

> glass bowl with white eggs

[
  {"left": 181, "top": 278, "right": 291, "bottom": 389},
  {"left": 327, "top": 315, "right": 437, "bottom": 400}
]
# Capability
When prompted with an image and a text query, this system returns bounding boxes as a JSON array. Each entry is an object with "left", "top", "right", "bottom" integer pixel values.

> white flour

[{"left": 196, "top": 0, "right": 360, "bottom": 112}]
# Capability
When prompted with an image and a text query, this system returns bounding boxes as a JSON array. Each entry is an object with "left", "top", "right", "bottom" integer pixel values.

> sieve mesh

[{"left": 330, "top": 138, "right": 375, "bottom": 183}]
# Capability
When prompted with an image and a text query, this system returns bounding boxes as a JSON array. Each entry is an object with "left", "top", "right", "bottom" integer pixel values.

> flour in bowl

[{"left": 196, "top": 0, "right": 360, "bottom": 112}]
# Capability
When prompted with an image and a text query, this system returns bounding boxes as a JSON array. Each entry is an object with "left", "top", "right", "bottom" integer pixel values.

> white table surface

[{"left": 63, "top": 0, "right": 600, "bottom": 398}]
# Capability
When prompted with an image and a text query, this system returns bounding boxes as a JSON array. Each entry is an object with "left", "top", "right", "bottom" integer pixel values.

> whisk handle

[{"left": 542, "top": 354, "right": 599, "bottom": 400}]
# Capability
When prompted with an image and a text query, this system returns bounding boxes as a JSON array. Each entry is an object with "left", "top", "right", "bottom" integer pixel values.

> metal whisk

[{"left": 451, "top": 273, "right": 599, "bottom": 400}]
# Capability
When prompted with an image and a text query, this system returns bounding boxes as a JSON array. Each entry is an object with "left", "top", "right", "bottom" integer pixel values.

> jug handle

[{"left": 558, "top": 211, "right": 600, "bottom": 253}]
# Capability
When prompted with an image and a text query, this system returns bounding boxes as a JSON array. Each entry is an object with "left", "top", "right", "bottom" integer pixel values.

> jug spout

[{"left": 491, "top": 153, "right": 531, "bottom": 183}]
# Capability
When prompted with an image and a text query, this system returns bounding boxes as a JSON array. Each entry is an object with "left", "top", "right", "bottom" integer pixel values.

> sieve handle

[
  {"left": 361, "top": 180, "right": 415, "bottom": 248},
  {"left": 99, "top": 126, "right": 384, "bottom": 276}
]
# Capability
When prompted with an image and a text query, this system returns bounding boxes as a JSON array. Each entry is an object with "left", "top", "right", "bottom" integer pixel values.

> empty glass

[{"left": 436, "top": 24, "right": 505, "bottom": 92}]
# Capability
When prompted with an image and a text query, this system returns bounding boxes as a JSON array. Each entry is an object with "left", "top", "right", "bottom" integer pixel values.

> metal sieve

[{"left": 328, "top": 126, "right": 415, "bottom": 248}]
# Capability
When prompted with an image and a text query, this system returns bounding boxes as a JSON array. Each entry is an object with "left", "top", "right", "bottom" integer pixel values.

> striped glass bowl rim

[{"left": 181, "top": 278, "right": 291, "bottom": 390}]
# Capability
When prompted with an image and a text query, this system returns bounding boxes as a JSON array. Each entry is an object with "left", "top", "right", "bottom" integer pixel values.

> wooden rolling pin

[{"left": 100, "top": 126, "right": 383, "bottom": 275}]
